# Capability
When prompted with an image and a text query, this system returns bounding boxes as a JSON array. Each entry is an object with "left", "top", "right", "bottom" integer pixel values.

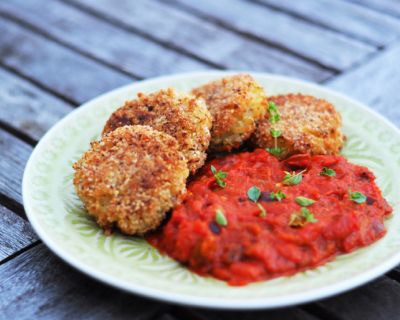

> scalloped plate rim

[{"left": 22, "top": 71, "right": 400, "bottom": 310}]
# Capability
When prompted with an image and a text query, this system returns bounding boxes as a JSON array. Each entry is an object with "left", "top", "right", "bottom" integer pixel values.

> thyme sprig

[{"left": 266, "top": 102, "right": 283, "bottom": 157}]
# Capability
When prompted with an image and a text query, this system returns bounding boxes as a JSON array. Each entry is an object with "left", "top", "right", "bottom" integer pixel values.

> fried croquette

[
  {"left": 103, "top": 88, "right": 212, "bottom": 174},
  {"left": 191, "top": 74, "right": 267, "bottom": 152},
  {"left": 73, "top": 125, "right": 189, "bottom": 235},
  {"left": 251, "top": 94, "right": 344, "bottom": 159}
]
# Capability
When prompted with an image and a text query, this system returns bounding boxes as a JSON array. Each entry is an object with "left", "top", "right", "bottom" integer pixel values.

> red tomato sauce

[{"left": 147, "top": 150, "right": 392, "bottom": 286}]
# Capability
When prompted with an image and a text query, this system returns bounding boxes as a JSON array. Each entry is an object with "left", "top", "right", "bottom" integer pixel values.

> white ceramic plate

[{"left": 23, "top": 71, "right": 400, "bottom": 309}]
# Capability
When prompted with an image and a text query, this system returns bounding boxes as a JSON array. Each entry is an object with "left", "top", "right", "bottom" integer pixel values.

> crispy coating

[
  {"left": 251, "top": 94, "right": 344, "bottom": 159},
  {"left": 191, "top": 74, "right": 267, "bottom": 152},
  {"left": 103, "top": 88, "right": 212, "bottom": 174},
  {"left": 73, "top": 125, "right": 189, "bottom": 235}
]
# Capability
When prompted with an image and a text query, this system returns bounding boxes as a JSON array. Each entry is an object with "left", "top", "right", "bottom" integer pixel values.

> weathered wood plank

[
  {"left": 259, "top": 0, "right": 400, "bottom": 46},
  {"left": 327, "top": 44, "right": 400, "bottom": 126},
  {"left": 0, "top": 0, "right": 210, "bottom": 78},
  {"left": 163, "top": 0, "right": 375, "bottom": 70},
  {"left": 347, "top": 0, "right": 400, "bottom": 19},
  {"left": 0, "top": 68, "right": 72, "bottom": 141},
  {"left": 0, "top": 129, "right": 32, "bottom": 204},
  {"left": 0, "top": 16, "right": 131, "bottom": 104},
  {"left": 0, "top": 244, "right": 165, "bottom": 319},
  {"left": 67, "top": 0, "right": 332, "bottom": 82},
  {"left": 315, "top": 277, "right": 400, "bottom": 320},
  {"left": 0, "top": 204, "right": 38, "bottom": 261}
]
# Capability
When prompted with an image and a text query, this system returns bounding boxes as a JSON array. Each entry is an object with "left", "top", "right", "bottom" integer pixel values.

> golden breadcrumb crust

[
  {"left": 73, "top": 125, "right": 189, "bottom": 235},
  {"left": 251, "top": 94, "right": 344, "bottom": 159},
  {"left": 191, "top": 74, "right": 267, "bottom": 152},
  {"left": 103, "top": 88, "right": 212, "bottom": 174}
]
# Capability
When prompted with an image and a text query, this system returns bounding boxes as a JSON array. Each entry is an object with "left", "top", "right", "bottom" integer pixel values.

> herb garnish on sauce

[
  {"left": 270, "top": 190, "right": 286, "bottom": 201},
  {"left": 211, "top": 165, "right": 228, "bottom": 188},
  {"left": 247, "top": 186, "right": 267, "bottom": 217},
  {"left": 301, "top": 208, "right": 318, "bottom": 223},
  {"left": 349, "top": 190, "right": 367, "bottom": 204},
  {"left": 247, "top": 186, "right": 261, "bottom": 202},
  {"left": 289, "top": 208, "right": 318, "bottom": 227},
  {"left": 295, "top": 196, "right": 316, "bottom": 207},
  {"left": 215, "top": 209, "right": 228, "bottom": 227},
  {"left": 257, "top": 203, "right": 267, "bottom": 218},
  {"left": 282, "top": 170, "right": 305, "bottom": 186},
  {"left": 320, "top": 167, "right": 336, "bottom": 177}
]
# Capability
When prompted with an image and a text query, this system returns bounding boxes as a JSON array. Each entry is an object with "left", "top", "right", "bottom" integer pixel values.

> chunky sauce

[{"left": 147, "top": 150, "right": 392, "bottom": 286}]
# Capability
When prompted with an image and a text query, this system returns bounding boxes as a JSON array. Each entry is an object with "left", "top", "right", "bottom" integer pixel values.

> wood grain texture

[
  {"left": 315, "top": 277, "right": 400, "bottom": 320},
  {"left": 0, "top": 204, "right": 37, "bottom": 261},
  {"left": 68, "top": 0, "right": 332, "bottom": 82},
  {"left": 327, "top": 44, "right": 400, "bottom": 126},
  {"left": 0, "top": 68, "right": 72, "bottom": 141},
  {"left": 0, "top": 0, "right": 210, "bottom": 78},
  {"left": 0, "top": 1, "right": 399, "bottom": 318},
  {"left": 0, "top": 17, "right": 131, "bottom": 104},
  {"left": 0, "top": 129, "right": 32, "bottom": 204},
  {"left": 259, "top": 0, "right": 400, "bottom": 46},
  {"left": 0, "top": 244, "right": 165, "bottom": 320},
  {"left": 164, "top": 0, "right": 375, "bottom": 70},
  {"left": 348, "top": 0, "right": 400, "bottom": 18}
]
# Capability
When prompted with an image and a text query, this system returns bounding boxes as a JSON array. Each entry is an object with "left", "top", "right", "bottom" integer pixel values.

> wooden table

[{"left": 1, "top": 0, "right": 400, "bottom": 318}]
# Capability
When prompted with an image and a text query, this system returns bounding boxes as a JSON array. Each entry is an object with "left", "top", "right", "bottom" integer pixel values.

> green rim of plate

[{"left": 22, "top": 71, "right": 400, "bottom": 309}]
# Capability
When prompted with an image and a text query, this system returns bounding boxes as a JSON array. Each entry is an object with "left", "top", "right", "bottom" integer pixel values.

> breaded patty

[
  {"left": 103, "top": 88, "right": 212, "bottom": 174},
  {"left": 191, "top": 74, "right": 267, "bottom": 152},
  {"left": 73, "top": 125, "right": 189, "bottom": 235},
  {"left": 251, "top": 94, "right": 344, "bottom": 159}
]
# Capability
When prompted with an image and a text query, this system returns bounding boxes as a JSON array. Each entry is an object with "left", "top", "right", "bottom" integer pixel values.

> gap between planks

[
  {"left": 58, "top": 0, "right": 225, "bottom": 70},
  {"left": 0, "top": 240, "right": 40, "bottom": 267},
  {"left": 62, "top": 0, "right": 332, "bottom": 82},
  {"left": 0, "top": 9, "right": 145, "bottom": 80},
  {"left": 251, "top": 0, "right": 372, "bottom": 45},
  {"left": 0, "top": 118, "right": 36, "bottom": 146},
  {"left": 346, "top": 0, "right": 400, "bottom": 20},
  {"left": 0, "top": 193, "right": 26, "bottom": 220},
  {"left": 251, "top": 0, "right": 400, "bottom": 48},
  {"left": 0, "top": 60, "right": 78, "bottom": 106},
  {"left": 0, "top": 8, "right": 215, "bottom": 80},
  {"left": 321, "top": 46, "right": 386, "bottom": 84},
  {"left": 157, "top": 0, "right": 339, "bottom": 73}
]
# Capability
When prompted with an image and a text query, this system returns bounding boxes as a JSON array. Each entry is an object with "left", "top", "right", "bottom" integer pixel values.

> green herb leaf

[
  {"left": 247, "top": 186, "right": 261, "bottom": 202},
  {"left": 211, "top": 165, "right": 228, "bottom": 188},
  {"left": 267, "top": 147, "right": 283, "bottom": 156},
  {"left": 210, "top": 165, "right": 217, "bottom": 175},
  {"left": 216, "top": 180, "right": 226, "bottom": 188},
  {"left": 301, "top": 208, "right": 318, "bottom": 223},
  {"left": 268, "top": 102, "right": 280, "bottom": 124},
  {"left": 257, "top": 203, "right": 267, "bottom": 217},
  {"left": 270, "top": 128, "right": 281, "bottom": 138},
  {"left": 268, "top": 101, "right": 278, "bottom": 112},
  {"left": 282, "top": 170, "right": 305, "bottom": 186},
  {"left": 215, "top": 209, "right": 228, "bottom": 227},
  {"left": 320, "top": 167, "right": 336, "bottom": 177},
  {"left": 295, "top": 196, "right": 316, "bottom": 207},
  {"left": 218, "top": 172, "right": 227, "bottom": 178},
  {"left": 289, "top": 208, "right": 318, "bottom": 227},
  {"left": 349, "top": 190, "right": 367, "bottom": 204},
  {"left": 270, "top": 190, "right": 286, "bottom": 202}
]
